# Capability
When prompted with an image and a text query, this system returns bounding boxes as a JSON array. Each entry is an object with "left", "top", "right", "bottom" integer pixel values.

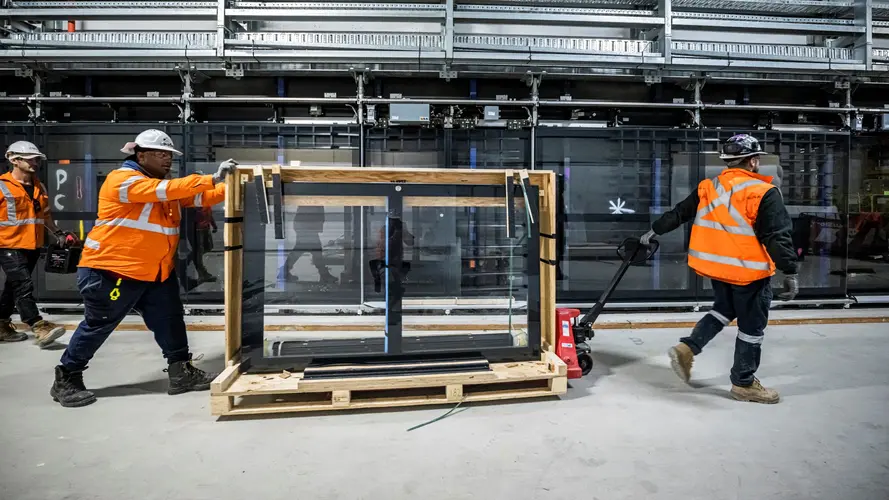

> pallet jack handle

[{"left": 574, "top": 237, "right": 660, "bottom": 337}]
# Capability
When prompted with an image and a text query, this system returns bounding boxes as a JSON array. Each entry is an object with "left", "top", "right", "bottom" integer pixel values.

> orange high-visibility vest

[
  {"left": 78, "top": 162, "right": 226, "bottom": 281},
  {"left": 687, "top": 168, "right": 777, "bottom": 286},
  {"left": 0, "top": 172, "right": 50, "bottom": 250}
]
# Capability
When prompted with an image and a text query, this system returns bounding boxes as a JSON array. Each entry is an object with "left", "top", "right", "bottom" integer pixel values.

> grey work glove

[
  {"left": 639, "top": 229, "right": 657, "bottom": 246},
  {"left": 777, "top": 274, "right": 799, "bottom": 301},
  {"left": 212, "top": 159, "right": 238, "bottom": 184}
]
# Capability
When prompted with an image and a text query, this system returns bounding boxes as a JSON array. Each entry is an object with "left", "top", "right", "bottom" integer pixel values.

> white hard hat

[
  {"left": 5, "top": 140, "right": 46, "bottom": 160},
  {"left": 120, "top": 129, "right": 182, "bottom": 156}
]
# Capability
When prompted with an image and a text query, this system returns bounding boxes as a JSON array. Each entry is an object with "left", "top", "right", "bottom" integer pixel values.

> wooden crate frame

[{"left": 211, "top": 166, "right": 565, "bottom": 416}]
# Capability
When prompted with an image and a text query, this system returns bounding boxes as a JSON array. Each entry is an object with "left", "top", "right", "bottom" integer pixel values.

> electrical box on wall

[
  {"left": 484, "top": 106, "right": 500, "bottom": 120},
  {"left": 390, "top": 103, "right": 430, "bottom": 125}
]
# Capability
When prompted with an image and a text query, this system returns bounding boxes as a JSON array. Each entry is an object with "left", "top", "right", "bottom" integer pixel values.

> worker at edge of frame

[
  {"left": 1, "top": 141, "right": 79, "bottom": 347},
  {"left": 639, "top": 133, "right": 799, "bottom": 405},
  {"left": 50, "top": 129, "right": 239, "bottom": 408}
]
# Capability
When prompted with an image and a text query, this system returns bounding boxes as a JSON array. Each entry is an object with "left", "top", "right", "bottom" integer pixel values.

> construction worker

[
  {"left": 1, "top": 141, "right": 77, "bottom": 347},
  {"left": 50, "top": 129, "right": 238, "bottom": 408},
  {"left": 641, "top": 134, "right": 799, "bottom": 404}
]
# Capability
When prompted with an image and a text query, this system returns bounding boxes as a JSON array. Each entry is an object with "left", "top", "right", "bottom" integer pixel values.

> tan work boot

[
  {"left": 31, "top": 320, "right": 66, "bottom": 349},
  {"left": 668, "top": 342, "right": 694, "bottom": 384},
  {"left": 731, "top": 378, "right": 780, "bottom": 404},
  {"left": 0, "top": 320, "right": 28, "bottom": 342}
]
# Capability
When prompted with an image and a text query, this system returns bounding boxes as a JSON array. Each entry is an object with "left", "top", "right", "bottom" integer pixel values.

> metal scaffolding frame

[{"left": 0, "top": 0, "right": 885, "bottom": 80}]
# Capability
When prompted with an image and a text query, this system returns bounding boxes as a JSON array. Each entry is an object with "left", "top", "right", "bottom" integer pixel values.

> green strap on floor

[{"left": 406, "top": 402, "right": 467, "bottom": 432}]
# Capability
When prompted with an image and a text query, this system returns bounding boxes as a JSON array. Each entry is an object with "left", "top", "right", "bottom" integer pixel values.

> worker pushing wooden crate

[{"left": 210, "top": 165, "right": 566, "bottom": 417}]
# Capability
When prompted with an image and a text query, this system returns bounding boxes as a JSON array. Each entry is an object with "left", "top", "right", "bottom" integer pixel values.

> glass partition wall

[
  {"left": 5, "top": 122, "right": 888, "bottom": 307},
  {"left": 240, "top": 176, "right": 540, "bottom": 373}
]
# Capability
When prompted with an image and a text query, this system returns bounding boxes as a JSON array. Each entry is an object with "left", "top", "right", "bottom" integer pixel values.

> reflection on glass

[
  {"left": 245, "top": 182, "right": 539, "bottom": 371},
  {"left": 398, "top": 199, "right": 532, "bottom": 354}
]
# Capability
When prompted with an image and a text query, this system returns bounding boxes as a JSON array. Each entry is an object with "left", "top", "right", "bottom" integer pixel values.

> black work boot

[
  {"left": 50, "top": 366, "right": 97, "bottom": 408},
  {"left": 166, "top": 357, "right": 218, "bottom": 395}
]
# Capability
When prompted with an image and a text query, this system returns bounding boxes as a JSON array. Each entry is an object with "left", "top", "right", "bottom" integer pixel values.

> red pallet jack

[{"left": 555, "top": 237, "right": 660, "bottom": 379}]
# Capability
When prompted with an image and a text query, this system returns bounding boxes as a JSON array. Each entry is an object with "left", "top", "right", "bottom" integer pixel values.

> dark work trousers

[
  {"left": 59, "top": 267, "right": 191, "bottom": 371},
  {"left": 681, "top": 277, "right": 773, "bottom": 387},
  {"left": 284, "top": 232, "right": 327, "bottom": 274},
  {"left": 0, "top": 248, "right": 43, "bottom": 325}
]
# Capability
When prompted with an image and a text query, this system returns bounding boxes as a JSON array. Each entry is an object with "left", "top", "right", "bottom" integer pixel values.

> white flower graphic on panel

[{"left": 608, "top": 197, "right": 635, "bottom": 215}]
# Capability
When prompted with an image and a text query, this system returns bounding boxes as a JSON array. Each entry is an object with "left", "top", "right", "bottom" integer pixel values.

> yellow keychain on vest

[{"left": 109, "top": 279, "right": 122, "bottom": 301}]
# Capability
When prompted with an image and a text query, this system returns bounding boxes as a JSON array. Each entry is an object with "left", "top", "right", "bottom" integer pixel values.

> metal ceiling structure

[{"left": 0, "top": 0, "right": 884, "bottom": 82}]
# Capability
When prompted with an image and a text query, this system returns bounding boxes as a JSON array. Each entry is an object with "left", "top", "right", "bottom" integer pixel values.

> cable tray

[
  {"left": 455, "top": 35, "right": 656, "bottom": 55},
  {"left": 673, "top": 11, "right": 854, "bottom": 25},
  {"left": 232, "top": 1, "right": 444, "bottom": 10},
  {"left": 234, "top": 32, "right": 444, "bottom": 50},
  {"left": 10, "top": 0, "right": 215, "bottom": 7},
  {"left": 671, "top": 41, "right": 855, "bottom": 61},
  {"left": 671, "top": 0, "right": 853, "bottom": 16},
  {"left": 456, "top": 4, "right": 655, "bottom": 16},
  {"left": 5, "top": 31, "right": 217, "bottom": 47}
]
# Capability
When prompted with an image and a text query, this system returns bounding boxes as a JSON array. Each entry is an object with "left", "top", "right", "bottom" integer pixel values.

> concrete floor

[{"left": 1, "top": 322, "right": 887, "bottom": 500}]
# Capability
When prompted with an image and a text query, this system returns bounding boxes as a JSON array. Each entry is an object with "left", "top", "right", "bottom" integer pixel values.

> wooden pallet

[
  {"left": 212, "top": 166, "right": 563, "bottom": 417},
  {"left": 210, "top": 351, "right": 568, "bottom": 416}
]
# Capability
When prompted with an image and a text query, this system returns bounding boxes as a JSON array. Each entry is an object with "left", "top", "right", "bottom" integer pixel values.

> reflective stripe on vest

[
  {"left": 117, "top": 168, "right": 175, "bottom": 204},
  {"left": 94, "top": 202, "right": 180, "bottom": 236},
  {"left": 0, "top": 180, "right": 44, "bottom": 227},
  {"left": 691, "top": 176, "right": 770, "bottom": 271}
]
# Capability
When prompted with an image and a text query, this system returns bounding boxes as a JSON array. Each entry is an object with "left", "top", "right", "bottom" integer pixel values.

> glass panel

[
  {"left": 34, "top": 124, "right": 185, "bottom": 300},
  {"left": 245, "top": 189, "right": 385, "bottom": 366},
  {"left": 847, "top": 135, "right": 889, "bottom": 293},
  {"left": 243, "top": 181, "right": 540, "bottom": 372},
  {"left": 450, "top": 129, "right": 530, "bottom": 169},
  {"left": 537, "top": 129, "right": 698, "bottom": 300},
  {"left": 184, "top": 124, "right": 360, "bottom": 301},
  {"left": 699, "top": 131, "right": 849, "bottom": 293},
  {"left": 365, "top": 127, "right": 444, "bottom": 167},
  {"left": 398, "top": 191, "right": 533, "bottom": 354}
]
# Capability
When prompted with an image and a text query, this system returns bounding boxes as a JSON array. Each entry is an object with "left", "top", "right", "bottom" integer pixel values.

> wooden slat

[
  {"left": 538, "top": 171, "right": 557, "bottom": 350},
  {"left": 236, "top": 165, "right": 550, "bottom": 187},
  {"left": 223, "top": 172, "right": 243, "bottom": 365},
  {"left": 216, "top": 359, "right": 561, "bottom": 397}
]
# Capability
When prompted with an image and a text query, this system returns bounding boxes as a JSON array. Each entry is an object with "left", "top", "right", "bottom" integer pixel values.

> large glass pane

[
  {"left": 700, "top": 131, "right": 849, "bottom": 295},
  {"left": 366, "top": 126, "right": 444, "bottom": 167},
  {"left": 450, "top": 128, "right": 530, "bottom": 169},
  {"left": 537, "top": 128, "right": 699, "bottom": 302},
  {"left": 397, "top": 191, "right": 534, "bottom": 354},
  {"left": 184, "top": 123, "right": 361, "bottom": 301},
  {"left": 242, "top": 180, "right": 539, "bottom": 373},
  {"left": 847, "top": 134, "right": 889, "bottom": 294},
  {"left": 34, "top": 124, "right": 185, "bottom": 301}
]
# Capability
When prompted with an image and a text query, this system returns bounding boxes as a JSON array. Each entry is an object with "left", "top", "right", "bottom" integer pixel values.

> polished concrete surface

[{"left": 1, "top": 321, "right": 887, "bottom": 500}]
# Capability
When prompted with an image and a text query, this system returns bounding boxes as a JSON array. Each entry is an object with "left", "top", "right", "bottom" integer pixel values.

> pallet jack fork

[{"left": 555, "top": 237, "right": 660, "bottom": 379}]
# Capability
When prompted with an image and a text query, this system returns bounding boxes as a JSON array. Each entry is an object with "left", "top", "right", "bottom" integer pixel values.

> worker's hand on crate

[
  {"left": 639, "top": 229, "right": 657, "bottom": 246},
  {"left": 777, "top": 274, "right": 799, "bottom": 301},
  {"left": 213, "top": 159, "right": 239, "bottom": 184}
]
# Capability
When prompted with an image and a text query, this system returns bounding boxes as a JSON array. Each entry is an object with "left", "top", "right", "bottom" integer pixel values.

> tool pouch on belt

[{"left": 44, "top": 244, "right": 82, "bottom": 274}]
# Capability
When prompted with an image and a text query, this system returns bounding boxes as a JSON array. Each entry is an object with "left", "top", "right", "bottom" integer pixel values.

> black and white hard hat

[
  {"left": 5, "top": 140, "right": 46, "bottom": 160},
  {"left": 719, "top": 134, "right": 766, "bottom": 161}
]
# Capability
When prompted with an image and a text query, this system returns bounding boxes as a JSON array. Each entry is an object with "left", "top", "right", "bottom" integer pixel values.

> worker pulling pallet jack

[
  {"left": 1, "top": 141, "right": 78, "bottom": 347},
  {"left": 50, "top": 129, "right": 239, "bottom": 408},
  {"left": 646, "top": 134, "right": 799, "bottom": 404},
  {"left": 558, "top": 134, "right": 799, "bottom": 405}
]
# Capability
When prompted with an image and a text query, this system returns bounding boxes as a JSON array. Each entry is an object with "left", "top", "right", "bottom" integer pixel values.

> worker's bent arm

[
  {"left": 651, "top": 190, "right": 699, "bottom": 236},
  {"left": 119, "top": 174, "right": 216, "bottom": 204},
  {"left": 754, "top": 188, "right": 799, "bottom": 275},
  {"left": 180, "top": 182, "right": 226, "bottom": 208}
]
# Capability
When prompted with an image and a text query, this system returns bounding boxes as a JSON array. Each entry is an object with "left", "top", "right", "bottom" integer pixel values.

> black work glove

[{"left": 777, "top": 274, "right": 799, "bottom": 301}]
